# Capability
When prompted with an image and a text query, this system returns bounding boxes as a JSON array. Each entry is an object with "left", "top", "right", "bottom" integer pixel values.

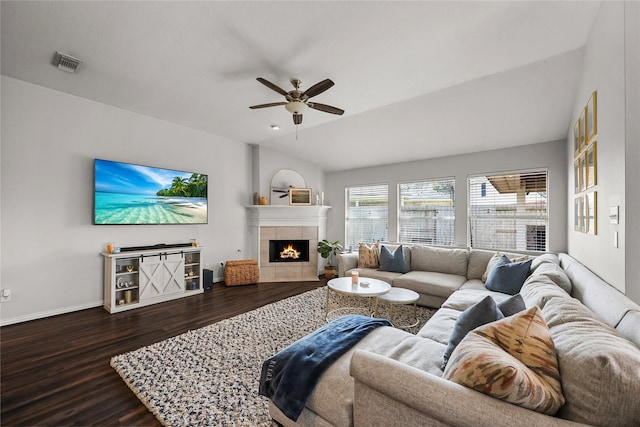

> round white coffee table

[
  {"left": 325, "top": 277, "right": 391, "bottom": 322},
  {"left": 376, "top": 287, "right": 420, "bottom": 329}
]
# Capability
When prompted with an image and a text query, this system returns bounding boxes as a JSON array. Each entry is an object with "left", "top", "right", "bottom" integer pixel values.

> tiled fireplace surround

[{"left": 246, "top": 206, "right": 330, "bottom": 282}]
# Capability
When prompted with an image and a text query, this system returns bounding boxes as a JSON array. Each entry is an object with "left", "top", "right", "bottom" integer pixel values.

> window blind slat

[
  {"left": 345, "top": 184, "right": 388, "bottom": 249},
  {"left": 398, "top": 179, "right": 455, "bottom": 245},
  {"left": 468, "top": 171, "right": 548, "bottom": 251}
]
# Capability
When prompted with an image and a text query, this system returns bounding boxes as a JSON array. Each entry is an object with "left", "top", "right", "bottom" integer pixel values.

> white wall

[
  {"left": 252, "top": 144, "right": 326, "bottom": 206},
  {"left": 325, "top": 140, "right": 567, "bottom": 253},
  {"left": 0, "top": 77, "right": 253, "bottom": 325},
  {"left": 624, "top": 0, "right": 640, "bottom": 303},
  {"left": 566, "top": 1, "right": 638, "bottom": 299}
]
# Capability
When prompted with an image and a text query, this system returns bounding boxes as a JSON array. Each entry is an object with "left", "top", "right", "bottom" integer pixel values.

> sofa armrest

[
  {"left": 337, "top": 252, "right": 358, "bottom": 277},
  {"left": 350, "top": 350, "right": 584, "bottom": 427}
]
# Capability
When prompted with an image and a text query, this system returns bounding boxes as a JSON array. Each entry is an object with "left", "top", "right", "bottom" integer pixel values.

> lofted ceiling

[{"left": 1, "top": 1, "right": 600, "bottom": 172}]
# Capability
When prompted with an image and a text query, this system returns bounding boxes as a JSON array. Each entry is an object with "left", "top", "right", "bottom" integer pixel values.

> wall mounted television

[{"left": 94, "top": 159, "right": 208, "bottom": 225}]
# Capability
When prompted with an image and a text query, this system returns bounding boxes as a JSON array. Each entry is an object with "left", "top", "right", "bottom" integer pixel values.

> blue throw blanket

[{"left": 259, "top": 314, "right": 392, "bottom": 421}]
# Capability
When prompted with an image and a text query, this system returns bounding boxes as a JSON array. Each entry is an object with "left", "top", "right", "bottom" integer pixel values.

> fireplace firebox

[{"left": 269, "top": 240, "right": 310, "bottom": 263}]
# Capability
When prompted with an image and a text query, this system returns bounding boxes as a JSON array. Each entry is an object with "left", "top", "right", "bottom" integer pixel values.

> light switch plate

[{"left": 609, "top": 206, "right": 619, "bottom": 224}]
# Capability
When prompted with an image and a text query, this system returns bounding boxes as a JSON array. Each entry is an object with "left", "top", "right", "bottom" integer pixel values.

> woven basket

[{"left": 224, "top": 259, "right": 259, "bottom": 286}]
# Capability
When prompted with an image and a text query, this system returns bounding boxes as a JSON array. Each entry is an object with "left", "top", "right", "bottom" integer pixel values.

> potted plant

[{"left": 317, "top": 239, "right": 343, "bottom": 279}]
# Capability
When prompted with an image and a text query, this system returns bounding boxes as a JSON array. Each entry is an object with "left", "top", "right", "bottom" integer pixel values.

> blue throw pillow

[
  {"left": 378, "top": 244, "right": 409, "bottom": 273},
  {"left": 441, "top": 296, "right": 504, "bottom": 369},
  {"left": 485, "top": 255, "right": 533, "bottom": 295},
  {"left": 497, "top": 293, "right": 526, "bottom": 317}
]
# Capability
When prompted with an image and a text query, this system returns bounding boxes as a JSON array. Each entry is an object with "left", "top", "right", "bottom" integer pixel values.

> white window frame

[
  {"left": 397, "top": 178, "right": 455, "bottom": 246},
  {"left": 344, "top": 183, "right": 389, "bottom": 251},
  {"left": 468, "top": 169, "right": 548, "bottom": 252}
]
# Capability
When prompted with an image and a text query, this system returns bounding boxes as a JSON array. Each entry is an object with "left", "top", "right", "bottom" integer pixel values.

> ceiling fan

[{"left": 249, "top": 77, "right": 344, "bottom": 125}]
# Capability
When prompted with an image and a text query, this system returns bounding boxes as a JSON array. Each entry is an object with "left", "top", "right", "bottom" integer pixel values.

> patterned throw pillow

[
  {"left": 443, "top": 306, "right": 564, "bottom": 415},
  {"left": 441, "top": 294, "right": 526, "bottom": 369},
  {"left": 441, "top": 296, "right": 504, "bottom": 369},
  {"left": 358, "top": 242, "right": 379, "bottom": 268}
]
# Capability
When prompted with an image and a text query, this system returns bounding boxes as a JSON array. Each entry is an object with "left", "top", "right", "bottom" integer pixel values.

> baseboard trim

[{"left": 0, "top": 300, "right": 103, "bottom": 327}]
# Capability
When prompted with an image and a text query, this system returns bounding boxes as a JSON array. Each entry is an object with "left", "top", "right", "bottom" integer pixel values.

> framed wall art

[
  {"left": 574, "top": 158, "right": 581, "bottom": 194},
  {"left": 573, "top": 118, "right": 581, "bottom": 157},
  {"left": 579, "top": 108, "right": 586, "bottom": 151},
  {"left": 289, "top": 188, "right": 312, "bottom": 206},
  {"left": 579, "top": 152, "right": 587, "bottom": 192},
  {"left": 586, "top": 142, "right": 597, "bottom": 188},
  {"left": 585, "top": 191, "right": 597, "bottom": 235},
  {"left": 574, "top": 197, "right": 584, "bottom": 232},
  {"left": 586, "top": 91, "right": 597, "bottom": 143}
]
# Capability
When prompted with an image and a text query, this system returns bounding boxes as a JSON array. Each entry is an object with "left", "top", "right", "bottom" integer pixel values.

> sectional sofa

[{"left": 267, "top": 244, "right": 640, "bottom": 426}]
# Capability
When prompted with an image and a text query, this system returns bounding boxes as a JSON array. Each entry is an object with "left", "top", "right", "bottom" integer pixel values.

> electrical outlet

[{"left": 1, "top": 289, "right": 12, "bottom": 302}]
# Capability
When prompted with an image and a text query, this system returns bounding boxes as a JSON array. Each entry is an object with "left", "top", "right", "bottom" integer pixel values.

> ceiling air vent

[{"left": 53, "top": 51, "right": 83, "bottom": 73}]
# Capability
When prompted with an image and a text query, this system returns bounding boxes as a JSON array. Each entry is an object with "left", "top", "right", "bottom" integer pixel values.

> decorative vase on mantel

[{"left": 260, "top": 196, "right": 268, "bottom": 205}]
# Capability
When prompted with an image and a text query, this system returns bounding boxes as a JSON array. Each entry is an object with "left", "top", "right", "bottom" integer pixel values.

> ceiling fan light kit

[
  {"left": 250, "top": 77, "right": 344, "bottom": 125},
  {"left": 285, "top": 101, "right": 308, "bottom": 114}
]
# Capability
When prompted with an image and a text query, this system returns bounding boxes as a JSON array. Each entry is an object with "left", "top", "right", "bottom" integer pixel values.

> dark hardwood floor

[{"left": 1, "top": 280, "right": 325, "bottom": 426}]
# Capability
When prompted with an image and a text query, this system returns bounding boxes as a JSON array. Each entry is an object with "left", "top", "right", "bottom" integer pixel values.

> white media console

[{"left": 102, "top": 246, "right": 203, "bottom": 313}]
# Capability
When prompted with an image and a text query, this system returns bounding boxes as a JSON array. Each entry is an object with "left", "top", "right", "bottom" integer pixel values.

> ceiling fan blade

[
  {"left": 308, "top": 102, "right": 344, "bottom": 115},
  {"left": 302, "top": 79, "right": 334, "bottom": 98},
  {"left": 249, "top": 102, "right": 287, "bottom": 109},
  {"left": 257, "top": 77, "right": 288, "bottom": 96},
  {"left": 293, "top": 114, "right": 303, "bottom": 125}
]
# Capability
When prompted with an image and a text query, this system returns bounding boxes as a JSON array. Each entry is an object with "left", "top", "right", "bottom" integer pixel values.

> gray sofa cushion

[
  {"left": 410, "top": 245, "right": 469, "bottom": 276},
  {"left": 520, "top": 274, "right": 570, "bottom": 309},
  {"left": 559, "top": 253, "right": 640, "bottom": 338},
  {"left": 418, "top": 307, "right": 460, "bottom": 345},
  {"left": 530, "top": 262, "right": 572, "bottom": 294},
  {"left": 393, "top": 271, "right": 466, "bottom": 298},
  {"left": 543, "top": 297, "right": 640, "bottom": 427},
  {"left": 441, "top": 288, "right": 513, "bottom": 311},
  {"left": 466, "top": 249, "right": 499, "bottom": 280},
  {"left": 530, "top": 253, "right": 560, "bottom": 270},
  {"left": 616, "top": 310, "right": 640, "bottom": 348}
]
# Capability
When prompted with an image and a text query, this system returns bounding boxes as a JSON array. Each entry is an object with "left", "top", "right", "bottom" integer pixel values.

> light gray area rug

[{"left": 111, "top": 286, "right": 437, "bottom": 426}]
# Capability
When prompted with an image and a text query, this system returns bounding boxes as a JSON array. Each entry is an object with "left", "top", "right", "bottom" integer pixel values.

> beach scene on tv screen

[{"left": 94, "top": 159, "right": 208, "bottom": 224}]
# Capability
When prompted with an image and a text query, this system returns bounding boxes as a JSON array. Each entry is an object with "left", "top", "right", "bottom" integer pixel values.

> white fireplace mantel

[{"left": 246, "top": 205, "right": 331, "bottom": 227}]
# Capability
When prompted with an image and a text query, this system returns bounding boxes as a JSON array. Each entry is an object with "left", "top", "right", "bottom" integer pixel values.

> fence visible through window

[
  {"left": 398, "top": 178, "right": 455, "bottom": 246},
  {"left": 468, "top": 171, "right": 548, "bottom": 252},
  {"left": 345, "top": 184, "right": 388, "bottom": 250}
]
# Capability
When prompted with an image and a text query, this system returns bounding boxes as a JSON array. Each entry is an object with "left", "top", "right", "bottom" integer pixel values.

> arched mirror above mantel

[{"left": 270, "top": 169, "right": 306, "bottom": 205}]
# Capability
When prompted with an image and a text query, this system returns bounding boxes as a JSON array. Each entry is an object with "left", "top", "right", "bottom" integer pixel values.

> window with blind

[
  {"left": 398, "top": 178, "right": 455, "bottom": 245},
  {"left": 468, "top": 170, "right": 548, "bottom": 252},
  {"left": 345, "top": 184, "right": 388, "bottom": 250}
]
